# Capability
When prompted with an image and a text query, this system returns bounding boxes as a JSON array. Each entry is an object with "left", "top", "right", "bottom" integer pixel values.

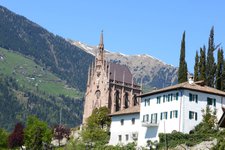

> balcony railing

[{"left": 142, "top": 121, "right": 159, "bottom": 127}]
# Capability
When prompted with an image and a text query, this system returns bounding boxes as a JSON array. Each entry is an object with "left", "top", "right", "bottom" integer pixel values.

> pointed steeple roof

[{"left": 99, "top": 30, "right": 104, "bottom": 50}]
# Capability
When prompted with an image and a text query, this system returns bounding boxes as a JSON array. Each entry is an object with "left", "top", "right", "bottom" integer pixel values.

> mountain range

[
  {"left": 71, "top": 41, "right": 178, "bottom": 92},
  {"left": 0, "top": 5, "right": 178, "bottom": 130}
]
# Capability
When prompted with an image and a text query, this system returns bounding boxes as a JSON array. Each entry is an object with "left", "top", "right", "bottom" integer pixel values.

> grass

[{"left": 0, "top": 47, "right": 83, "bottom": 99}]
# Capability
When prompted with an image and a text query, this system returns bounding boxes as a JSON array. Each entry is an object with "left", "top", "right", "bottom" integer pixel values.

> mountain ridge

[{"left": 70, "top": 40, "right": 178, "bottom": 91}]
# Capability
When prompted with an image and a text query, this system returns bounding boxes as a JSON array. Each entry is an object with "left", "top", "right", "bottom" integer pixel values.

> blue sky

[{"left": 1, "top": 1, "right": 225, "bottom": 73}]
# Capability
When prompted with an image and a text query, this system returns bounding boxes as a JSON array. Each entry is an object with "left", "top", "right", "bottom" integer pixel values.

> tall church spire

[{"left": 99, "top": 30, "right": 104, "bottom": 50}]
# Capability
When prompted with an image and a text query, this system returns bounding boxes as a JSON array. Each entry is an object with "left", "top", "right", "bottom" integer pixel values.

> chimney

[{"left": 188, "top": 76, "right": 194, "bottom": 84}]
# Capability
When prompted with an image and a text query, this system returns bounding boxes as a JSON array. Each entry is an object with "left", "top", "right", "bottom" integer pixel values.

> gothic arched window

[
  {"left": 115, "top": 90, "right": 120, "bottom": 111},
  {"left": 133, "top": 94, "right": 138, "bottom": 106},
  {"left": 125, "top": 92, "right": 129, "bottom": 108}
]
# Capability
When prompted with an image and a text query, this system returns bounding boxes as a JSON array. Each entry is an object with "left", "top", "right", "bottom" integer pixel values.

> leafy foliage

[
  {"left": 178, "top": 31, "right": 188, "bottom": 83},
  {"left": 158, "top": 106, "right": 218, "bottom": 149},
  {"left": 8, "top": 122, "right": 24, "bottom": 149},
  {"left": 0, "top": 128, "right": 9, "bottom": 148},
  {"left": 81, "top": 107, "right": 111, "bottom": 148},
  {"left": 24, "top": 116, "right": 53, "bottom": 149}
]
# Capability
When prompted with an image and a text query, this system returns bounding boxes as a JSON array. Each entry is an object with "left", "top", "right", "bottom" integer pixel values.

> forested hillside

[
  {"left": 0, "top": 6, "right": 94, "bottom": 91},
  {"left": 0, "top": 48, "right": 83, "bottom": 131}
]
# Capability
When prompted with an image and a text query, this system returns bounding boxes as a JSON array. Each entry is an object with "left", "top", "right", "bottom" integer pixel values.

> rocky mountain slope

[{"left": 71, "top": 41, "right": 178, "bottom": 92}]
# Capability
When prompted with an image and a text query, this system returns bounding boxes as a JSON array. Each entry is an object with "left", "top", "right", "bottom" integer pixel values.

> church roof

[
  {"left": 109, "top": 105, "right": 140, "bottom": 116},
  {"left": 109, "top": 63, "right": 134, "bottom": 85},
  {"left": 139, "top": 80, "right": 225, "bottom": 97}
]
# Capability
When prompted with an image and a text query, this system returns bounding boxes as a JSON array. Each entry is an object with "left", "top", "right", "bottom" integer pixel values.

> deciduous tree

[
  {"left": 8, "top": 122, "right": 24, "bottom": 149},
  {"left": 24, "top": 116, "right": 52, "bottom": 149},
  {"left": 53, "top": 124, "right": 70, "bottom": 146},
  {"left": 81, "top": 107, "right": 111, "bottom": 147}
]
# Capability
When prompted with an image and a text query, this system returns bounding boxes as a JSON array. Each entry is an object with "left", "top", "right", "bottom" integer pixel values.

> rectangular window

[
  {"left": 176, "top": 92, "right": 179, "bottom": 100},
  {"left": 146, "top": 114, "right": 149, "bottom": 122},
  {"left": 189, "top": 111, "right": 197, "bottom": 120},
  {"left": 189, "top": 93, "right": 198, "bottom": 103},
  {"left": 195, "top": 112, "right": 198, "bottom": 121},
  {"left": 126, "top": 134, "right": 129, "bottom": 141},
  {"left": 151, "top": 113, "right": 158, "bottom": 124},
  {"left": 121, "top": 119, "right": 124, "bottom": 125},
  {"left": 189, "top": 93, "right": 193, "bottom": 101},
  {"left": 189, "top": 111, "right": 194, "bottom": 119},
  {"left": 144, "top": 99, "right": 147, "bottom": 106},
  {"left": 170, "top": 110, "right": 178, "bottom": 119},
  {"left": 157, "top": 96, "right": 161, "bottom": 104},
  {"left": 163, "top": 95, "right": 166, "bottom": 103},
  {"left": 147, "top": 98, "right": 150, "bottom": 106},
  {"left": 143, "top": 115, "right": 145, "bottom": 122},
  {"left": 207, "top": 97, "right": 216, "bottom": 106},
  {"left": 118, "top": 135, "right": 122, "bottom": 141},
  {"left": 161, "top": 112, "right": 167, "bottom": 120},
  {"left": 132, "top": 118, "right": 135, "bottom": 125}
]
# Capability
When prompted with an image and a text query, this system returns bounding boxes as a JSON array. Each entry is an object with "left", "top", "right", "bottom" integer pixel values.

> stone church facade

[{"left": 83, "top": 32, "right": 142, "bottom": 123}]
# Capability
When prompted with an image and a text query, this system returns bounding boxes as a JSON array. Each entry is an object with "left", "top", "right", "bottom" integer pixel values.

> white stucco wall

[
  {"left": 138, "top": 90, "right": 182, "bottom": 146},
  {"left": 138, "top": 89, "right": 225, "bottom": 146},
  {"left": 109, "top": 113, "right": 140, "bottom": 146},
  {"left": 182, "top": 90, "right": 225, "bottom": 133}
]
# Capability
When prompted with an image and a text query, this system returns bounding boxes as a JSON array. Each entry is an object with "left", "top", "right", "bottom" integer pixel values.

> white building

[
  {"left": 138, "top": 79, "right": 225, "bottom": 146},
  {"left": 109, "top": 105, "right": 140, "bottom": 146},
  {"left": 109, "top": 79, "right": 225, "bottom": 147}
]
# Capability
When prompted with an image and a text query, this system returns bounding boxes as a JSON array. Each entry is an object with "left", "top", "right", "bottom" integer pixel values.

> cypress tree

[
  {"left": 178, "top": 31, "right": 188, "bottom": 83},
  {"left": 194, "top": 51, "right": 199, "bottom": 81},
  {"left": 221, "top": 59, "right": 225, "bottom": 91},
  {"left": 216, "top": 48, "right": 224, "bottom": 90},
  {"left": 206, "top": 27, "right": 216, "bottom": 87},
  {"left": 199, "top": 46, "right": 206, "bottom": 81}
]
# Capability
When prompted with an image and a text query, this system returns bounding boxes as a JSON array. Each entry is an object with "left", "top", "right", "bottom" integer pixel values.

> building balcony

[{"left": 142, "top": 121, "right": 159, "bottom": 127}]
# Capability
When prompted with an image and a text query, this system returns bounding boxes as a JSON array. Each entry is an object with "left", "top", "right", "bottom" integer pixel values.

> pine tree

[
  {"left": 199, "top": 46, "right": 206, "bottom": 81},
  {"left": 216, "top": 48, "right": 223, "bottom": 90},
  {"left": 206, "top": 27, "right": 216, "bottom": 87},
  {"left": 194, "top": 51, "right": 199, "bottom": 81},
  {"left": 178, "top": 31, "right": 188, "bottom": 83}
]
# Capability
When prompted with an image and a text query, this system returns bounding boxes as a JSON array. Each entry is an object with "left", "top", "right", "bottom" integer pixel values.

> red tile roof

[
  {"left": 139, "top": 81, "right": 225, "bottom": 97},
  {"left": 109, "top": 105, "right": 140, "bottom": 116}
]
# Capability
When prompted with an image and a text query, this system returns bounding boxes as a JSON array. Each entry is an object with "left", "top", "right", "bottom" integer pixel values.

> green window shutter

[
  {"left": 195, "top": 112, "right": 197, "bottom": 120},
  {"left": 214, "top": 99, "right": 216, "bottom": 106},
  {"left": 189, "top": 111, "right": 191, "bottom": 119},
  {"left": 175, "top": 110, "right": 178, "bottom": 118},
  {"left": 189, "top": 93, "right": 192, "bottom": 101},
  {"left": 163, "top": 95, "right": 165, "bottom": 102},
  {"left": 165, "top": 112, "right": 168, "bottom": 119},
  {"left": 170, "top": 111, "right": 172, "bottom": 119},
  {"left": 143, "top": 115, "right": 145, "bottom": 122},
  {"left": 160, "top": 113, "right": 162, "bottom": 120},
  {"left": 196, "top": 95, "right": 198, "bottom": 103},
  {"left": 176, "top": 92, "right": 179, "bottom": 100},
  {"left": 151, "top": 114, "right": 153, "bottom": 123},
  {"left": 156, "top": 114, "right": 157, "bottom": 123}
]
